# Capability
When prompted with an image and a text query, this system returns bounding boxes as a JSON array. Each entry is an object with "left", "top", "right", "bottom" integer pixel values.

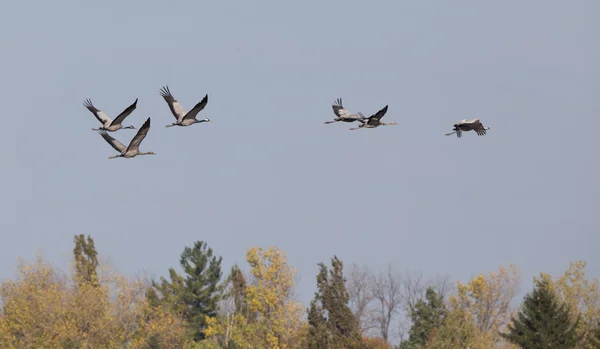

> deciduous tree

[
  {"left": 347, "top": 263, "right": 375, "bottom": 335},
  {"left": 0, "top": 241, "right": 191, "bottom": 349},
  {"left": 204, "top": 246, "right": 306, "bottom": 349},
  {"left": 553, "top": 260, "right": 600, "bottom": 349},
  {"left": 73, "top": 233, "right": 99, "bottom": 287},
  {"left": 371, "top": 264, "right": 403, "bottom": 343},
  {"left": 455, "top": 264, "right": 521, "bottom": 340}
]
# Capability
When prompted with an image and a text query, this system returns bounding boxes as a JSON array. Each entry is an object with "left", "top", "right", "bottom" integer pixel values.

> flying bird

[
  {"left": 324, "top": 98, "right": 367, "bottom": 124},
  {"left": 349, "top": 105, "right": 394, "bottom": 130},
  {"left": 159, "top": 85, "right": 210, "bottom": 127},
  {"left": 98, "top": 117, "right": 156, "bottom": 159},
  {"left": 445, "top": 118, "right": 490, "bottom": 138},
  {"left": 83, "top": 98, "right": 138, "bottom": 132}
]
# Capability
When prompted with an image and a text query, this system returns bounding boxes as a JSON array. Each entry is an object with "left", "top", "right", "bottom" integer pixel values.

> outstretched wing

[
  {"left": 368, "top": 105, "right": 389, "bottom": 122},
  {"left": 84, "top": 99, "right": 112, "bottom": 125},
  {"left": 126, "top": 117, "right": 151, "bottom": 153},
  {"left": 182, "top": 94, "right": 209, "bottom": 121},
  {"left": 110, "top": 98, "right": 138, "bottom": 126},
  {"left": 473, "top": 120, "right": 487, "bottom": 136},
  {"left": 332, "top": 98, "right": 352, "bottom": 118},
  {"left": 98, "top": 130, "right": 127, "bottom": 153},
  {"left": 159, "top": 86, "right": 187, "bottom": 121}
]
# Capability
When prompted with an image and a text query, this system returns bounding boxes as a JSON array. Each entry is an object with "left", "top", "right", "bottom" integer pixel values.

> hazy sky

[{"left": 0, "top": 0, "right": 598, "bottom": 314}]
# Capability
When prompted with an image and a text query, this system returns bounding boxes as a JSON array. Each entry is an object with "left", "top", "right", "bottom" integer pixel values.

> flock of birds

[{"left": 84, "top": 86, "right": 491, "bottom": 159}]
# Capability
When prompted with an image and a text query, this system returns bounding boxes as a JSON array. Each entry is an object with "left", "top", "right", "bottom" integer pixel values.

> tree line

[{"left": 0, "top": 235, "right": 599, "bottom": 349}]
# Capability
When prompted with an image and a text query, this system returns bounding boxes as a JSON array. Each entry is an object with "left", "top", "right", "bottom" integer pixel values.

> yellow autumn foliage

[
  {"left": 0, "top": 251, "right": 190, "bottom": 349},
  {"left": 542, "top": 261, "right": 600, "bottom": 349},
  {"left": 455, "top": 264, "right": 520, "bottom": 335},
  {"left": 204, "top": 246, "right": 307, "bottom": 349}
]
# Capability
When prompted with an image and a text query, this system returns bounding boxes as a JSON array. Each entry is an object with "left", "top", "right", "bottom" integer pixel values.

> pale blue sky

[{"left": 0, "top": 0, "right": 598, "bottom": 309}]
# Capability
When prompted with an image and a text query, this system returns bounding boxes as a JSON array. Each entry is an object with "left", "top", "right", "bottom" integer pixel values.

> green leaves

[
  {"left": 501, "top": 275, "right": 580, "bottom": 349},
  {"left": 149, "top": 240, "right": 224, "bottom": 342},
  {"left": 400, "top": 287, "right": 447, "bottom": 349},
  {"left": 308, "top": 256, "right": 362, "bottom": 349}
]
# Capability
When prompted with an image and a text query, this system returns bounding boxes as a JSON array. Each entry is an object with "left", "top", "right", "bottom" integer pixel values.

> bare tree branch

[
  {"left": 346, "top": 263, "right": 376, "bottom": 334},
  {"left": 402, "top": 269, "right": 426, "bottom": 314},
  {"left": 371, "top": 263, "right": 404, "bottom": 343}
]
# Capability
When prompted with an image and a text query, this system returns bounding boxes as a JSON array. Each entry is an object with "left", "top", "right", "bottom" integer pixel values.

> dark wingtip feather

[{"left": 159, "top": 86, "right": 170, "bottom": 97}]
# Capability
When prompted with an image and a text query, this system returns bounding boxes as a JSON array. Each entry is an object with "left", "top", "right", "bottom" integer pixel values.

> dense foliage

[
  {"left": 501, "top": 275, "right": 580, "bottom": 349},
  {"left": 0, "top": 235, "right": 598, "bottom": 349}
]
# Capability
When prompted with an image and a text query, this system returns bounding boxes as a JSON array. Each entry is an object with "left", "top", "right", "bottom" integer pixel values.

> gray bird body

[
  {"left": 445, "top": 118, "right": 490, "bottom": 138},
  {"left": 324, "top": 98, "right": 367, "bottom": 124},
  {"left": 99, "top": 117, "right": 155, "bottom": 159},
  {"left": 160, "top": 85, "right": 210, "bottom": 128},
  {"left": 349, "top": 105, "right": 395, "bottom": 130},
  {"left": 84, "top": 98, "right": 138, "bottom": 132}
]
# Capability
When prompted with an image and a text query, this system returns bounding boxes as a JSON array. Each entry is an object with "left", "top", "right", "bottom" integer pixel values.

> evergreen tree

[
  {"left": 150, "top": 240, "right": 223, "bottom": 342},
  {"left": 72, "top": 234, "right": 99, "bottom": 287},
  {"left": 399, "top": 287, "right": 447, "bottom": 349},
  {"left": 307, "top": 256, "right": 362, "bottom": 349},
  {"left": 501, "top": 275, "right": 581, "bottom": 349},
  {"left": 227, "top": 264, "right": 255, "bottom": 322}
]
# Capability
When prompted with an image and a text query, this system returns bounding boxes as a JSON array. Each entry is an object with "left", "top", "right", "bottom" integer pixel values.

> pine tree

[
  {"left": 399, "top": 287, "right": 447, "bottom": 348},
  {"left": 72, "top": 234, "right": 99, "bottom": 287},
  {"left": 501, "top": 275, "right": 581, "bottom": 349},
  {"left": 149, "top": 240, "right": 223, "bottom": 342},
  {"left": 307, "top": 256, "right": 362, "bottom": 349}
]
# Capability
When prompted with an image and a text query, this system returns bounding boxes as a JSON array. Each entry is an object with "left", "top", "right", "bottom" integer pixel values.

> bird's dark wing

[
  {"left": 182, "top": 94, "right": 209, "bottom": 121},
  {"left": 83, "top": 99, "right": 112, "bottom": 124},
  {"left": 367, "top": 105, "right": 389, "bottom": 124},
  {"left": 98, "top": 130, "right": 127, "bottom": 153},
  {"left": 126, "top": 117, "right": 151, "bottom": 153},
  {"left": 473, "top": 121, "right": 487, "bottom": 136},
  {"left": 332, "top": 98, "right": 351, "bottom": 118},
  {"left": 110, "top": 98, "right": 138, "bottom": 126},
  {"left": 159, "top": 86, "right": 187, "bottom": 121}
]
